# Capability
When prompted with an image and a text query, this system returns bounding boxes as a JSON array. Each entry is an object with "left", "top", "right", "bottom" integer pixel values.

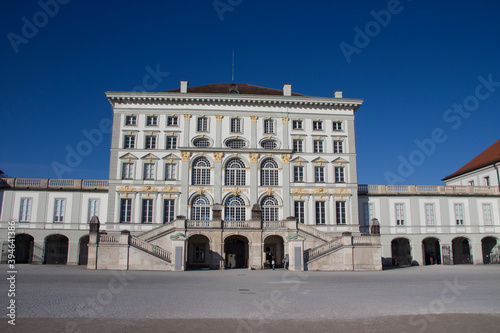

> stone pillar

[
  {"left": 471, "top": 241, "right": 483, "bottom": 264},
  {"left": 118, "top": 230, "right": 130, "bottom": 270},
  {"left": 287, "top": 234, "right": 305, "bottom": 271},
  {"left": 213, "top": 152, "right": 223, "bottom": 204},
  {"left": 170, "top": 233, "right": 188, "bottom": 271},
  {"left": 342, "top": 232, "right": 354, "bottom": 271},
  {"left": 250, "top": 116, "right": 258, "bottom": 148},
  {"left": 281, "top": 154, "right": 291, "bottom": 217},
  {"left": 215, "top": 115, "right": 223, "bottom": 147},
  {"left": 249, "top": 153, "right": 259, "bottom": 204},
  {"left": 134, "top": 192, "right": 141, "bottom": 223},
  {"left": 179, "top": 152, "right": 191, "bottom": 216},
  {"left": 87, "top": 216, "right": 100, "bottom": 269}
]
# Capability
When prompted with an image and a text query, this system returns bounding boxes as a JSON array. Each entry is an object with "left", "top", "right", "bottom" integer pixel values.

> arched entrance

[
  {"left": 391, "top": 238, "right": 412, "bottom": 266},
  {"left": 44, "top": 235, "right": 68, "bottom": 265},
  {"left": 482, "top": 237, "right": 499, "bottom": 264},
  {"left": 452, "top": 237, "right": 471, "bottom": 264},
  {"left": 224, "top": 235, "right": 248, "bottom": 268},
  {"left": 263, "top": 235, "right": 284, "bottom": 268},
  {"left": 422, "top": 237, "right": 441, "bottom": 265},
  {"left": 187, "top": 235, "right": 211, "bottom": 269},
  {"left": 15, "top": 234, "right": 34, "bottom": 263},
  {"left": 78, "top": 235, "right": 89, "bottom": 265}
]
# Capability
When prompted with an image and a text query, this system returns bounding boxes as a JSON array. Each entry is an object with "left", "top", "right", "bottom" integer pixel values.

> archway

[
  {"left": 44, "top": 235, "right": 69, "bottom": 265},
  {"left": 187, "top": 235, "right": 211, "bottom": 269},
  {"left": 452, "top": 237, "right": 471, "bottom": 264},
  {"left": 15, "top": 234, "right": 34, "bottom": 264},
  {"left": 391, "top": 238, "right": 411, "bottom": 266},
  {"left": 482, "top": 237, "right": 499, "bottom": 264},
  {"left": 263, "top": 235, "right": 285, "bottom": 268},
  {"left": 224, "top": 235, "right": 249, "bottom": 268},
  {"left": 422, "top": 237, "right": 441, "bottom": 265},
  {"left": 78, "top": 235, "right": 89, "bottom": 265}
]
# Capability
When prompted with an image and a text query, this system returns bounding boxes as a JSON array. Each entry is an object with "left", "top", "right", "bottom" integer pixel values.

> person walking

[
  {"left": 272, "top": 256, "right": 275, "bottom": 270},
  {"left": 284, "top": 254, "right": 289, "bottom": 270}
]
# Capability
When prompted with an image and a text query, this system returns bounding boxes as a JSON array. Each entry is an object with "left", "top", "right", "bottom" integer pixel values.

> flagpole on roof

[{"left": 232, "top": 49, "right": 235, "bottom": 83}]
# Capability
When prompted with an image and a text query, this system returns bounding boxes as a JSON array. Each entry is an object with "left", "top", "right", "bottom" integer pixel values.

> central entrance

[
  {"left": 263, "top": 235, "right": 285, "bottom": 268},
  {"left": 224, "top": 235, "right": 248, "bottom": 268}
]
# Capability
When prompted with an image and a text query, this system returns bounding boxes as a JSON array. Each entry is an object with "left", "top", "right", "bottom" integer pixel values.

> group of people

[{"left": 265, "top": 254, "right": 289, "bottom": 270}]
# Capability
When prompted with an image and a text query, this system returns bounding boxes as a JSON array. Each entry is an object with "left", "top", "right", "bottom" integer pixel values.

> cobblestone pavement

[{"left": 1, "top": 264, "right": 499, "bottom": 332}]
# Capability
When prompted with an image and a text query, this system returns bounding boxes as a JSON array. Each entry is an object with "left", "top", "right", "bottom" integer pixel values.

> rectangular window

[
  {"left": 314, "top": 140, "right": 324, "bottom": 153},
  {"left": 88, "top": 199, "right": 99, "bottom": 222},
  {"left": 230, "top": 118, "right": 241, "bottom": 133},
  {"left": 483, "top": 203, "right": 493, "bottom": 225},
  {"left": 122, "top": 162, "right": 134, "bottom": 179},
  {"left": 315, "top": 166, "right": 325, "bottom": 182},
  {"left": 146, "top": 116, "right": 157, "bottom": 126},
  {"left": 194, "top": 244, "right": 205, "bottom": 262},
  {"left": 292, "top": 120, "right": 303, "bottom": 130},
  {"left": 484, "top": 176, "right": 490, "bottom": 186},
  {"left": 165, "top": 163, "right": 176, "bottom": 180},
  {"left": 164, "top": 199, "right": 175, "bottom": 224},
  {"left": 294, "top": 166, "right": 304, "bottom": 182},
  {"left": 54, "top": 199, "right": 65, "bottom": 222},
  {"left": 264, "top": 119, "right": 274, "bottom": 134},
  {"left": 313, "top": 120, "right": 323, "bottom": 130},
  {"left": 120, "top": 198, "right": 132, "bottom": 223},
  {"left": 145, "top": 135, "right": 156, "bottom": 149},
  {"left": 124, "top": 135, "right": 135, "bottom": 149},
  {"left": 395, "top": 203, "right": 405, "bottom": 226},
  {"left": 167, "top": 116, "right": 178, "bottom": 126},
  {"left": 293, "top": 139, "right": 303, "bottom": 153},
  {"left": 315, "top": 201, "right": 326, "bottom": 224},
  {"left": 294, "top": 201, "right": 305, "bottom": 223},
  {"left": 335, "top": 167, "right": 345, "bottom": 183},
  {"left": 468, "top": 180, "right": 474, "bottom": 186},
  {"left": 334, "top": 140, "right": 344, "bottom": 153},
  {"left": 333, "top": 121, "right": 343, "bottom": 131},
  {"left": 19, "top": 198, "right": 32, "bottom": 222},
  {"left": 364, "top": 202, "right": 374, "bottom": 226},
  {"left": 125, "top": 115, "right": 136, "bottom": 125},
  {"left": 425, "top": 203, "right": 435, "bottom": 225},
  {"left": 197, "top": 117, "right": 208, "bottom": 132},
  {"left": 336, "top": 201, "right": 346, "bottom": 224},
  {"left": 454, "top": 203, "right": 464, "bottom": 225},
  {"left": 144, "top": 163, "right": 155, "bottom": 180},
  {"left": 142, "top": 199, "right": 153, "bottom": 223},
  {"left": 166, "top": 136, "right": 177, "bottom": 150}
]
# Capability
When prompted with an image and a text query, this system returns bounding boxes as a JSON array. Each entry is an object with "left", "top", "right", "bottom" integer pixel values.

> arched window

[
  {"left": 225, "top": 196, "right": 246, "bottom": 221},
  {"left": 192, "top": 157, "right": 210, "bottom": 185},
  {"left": 191, "top": 195, "right": 210, "bottom": 220},
  {"left": 225, "top": 158, "right": 246, "bottom": 185},
  {"left": 193, "top": 138, "right": 211, "bottom": 148},
  {"left": 225, "top": 139, "right": 247, "bottom": 149},
  {"left": 261, "top": 140, "right": 278, "bottom": 149},
  {"left": 260, "top": 159, "right": 279, "bottom": 186},
  {"left": 261, "top": 196, "right": 279, "bottom": 222}
]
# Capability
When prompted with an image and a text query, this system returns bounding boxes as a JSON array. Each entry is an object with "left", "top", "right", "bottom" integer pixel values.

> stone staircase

[
  {"left": 129, "top": 235, "right": 172, "bottom": 263},
  {"left": 136, "top": 221, "right": 178, "bottom": 242},
  {"left": 297, "top": 223, "right": 336, "bottom": 242},
  {"left": 304, "top": 237, "right": 343, "bottom": 263}
]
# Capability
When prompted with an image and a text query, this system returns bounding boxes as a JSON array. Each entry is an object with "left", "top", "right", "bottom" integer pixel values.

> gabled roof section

[
  {"left": 443, "top": 139, "right": 500, "bottom": 181},
  {"left": 165, "top": 83, "right": 307, "bottom": 96}
]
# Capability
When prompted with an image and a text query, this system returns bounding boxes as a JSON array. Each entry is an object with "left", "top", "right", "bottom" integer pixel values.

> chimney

[
  {"left": 334, "top": 90, "right": 343, "bottom": 98},
  {"left": 180, "top": 80, "right": 189, "bottom": 93},
  {"left": 283, "top": 84, "right": 292, "bottom": 96}
]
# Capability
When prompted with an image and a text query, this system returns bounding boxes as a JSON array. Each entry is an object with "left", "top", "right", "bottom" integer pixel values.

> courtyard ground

[{"left": 1, "top": 264, "right": 499, "bottom": 332}]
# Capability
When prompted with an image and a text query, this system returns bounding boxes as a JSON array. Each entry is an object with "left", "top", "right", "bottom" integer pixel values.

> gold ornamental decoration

[
  {"left": 183, "top": 114, "right": 191, "bottom": 120},
  {"left": 215, "top": 115, "right": 223, "bottom": 121},
  {"left": 161, "top": 186, "right": 180, "bottom": 193},
  {"left": 181, "top": 151, "right": 191, "bottom": 161},
  {"left": 250, "top": 116, "right": 258, "bottom": 122},
  {"left": 117, "top": 185, "right": 136, "bottom": 192},
  {"left": 311, "top": 187, "right": 329, "bottom": 194},
  {"left": 213, "top": 152, "right": 224, "bottom": 162},
  {"left": 291, "top": 188, "right": 309, "bottom": 194},
  {"left": 281, "top": 117, "right": 289, "bottom": 123},
  {"left": 281, "top": 154, "right": 291, "bottom": 164},
  {"left": 332, "top": 188, "right": 350, "bottom": 195},
  {"left": 139, "top": 185, "right": 158, "bottom": 192},
  {"left": 249, "top": 153, "right": 259, "bottom": 163}
]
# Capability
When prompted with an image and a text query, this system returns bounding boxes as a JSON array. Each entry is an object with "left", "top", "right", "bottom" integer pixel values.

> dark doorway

[
  {"left": 422, "top": 237, "right": 441, "bottom": 265},
  {"left": 78, "top": 235, "right": 89, "bottom": 265},
  {"left": 187, "top": 235, "right": 210, "bottom": 269},
  {"left": 482, "top": 237, "right": 498, "bottom": 264},
  {"left": 44, "top": 235, "right": 69, "bottom": 265},
  {"left": 15, "top": 234, "right": 34, "bottom": 263},
  {"left": 263, "top": 235, "right": 284, "bottom": 268},
  {"left": 452, "top": 237, "right": 472, "bottom": 264},
  {"left": 224, "top": 235, "right": 248, "bottom": 268},
  {"left": 391, "top": 238, "right": 412, "bottom": 266}
]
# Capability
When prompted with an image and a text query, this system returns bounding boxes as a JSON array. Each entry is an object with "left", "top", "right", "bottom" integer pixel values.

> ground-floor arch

[
  {"left": 187, "top": 234, "right": 211, "bottom": 269},
  {"left": 15, "top": 233, "right": 34, "bottom": 263},
  {"left": 44, "top": 234, "right": 69, "bottom": 265},
  {"left": 78, "top": 235, "right": 89, "bottom": 265},
  {"left": 482, "top": 236, "right": 499, "bottom": 264},
  {"left": 391, "top": 238, "right": 412, "bottom": 266},
  {"left": 224, "top": 235, "right": 249, "bottom": 268},
  {"left": 263, "top": 235, "right": 285, "bottom": 268},
  {"left": 452, "top": 237, "right": 471, "bottom": 265},
  {"left": 422, "top": 237, "right": 441, "bottom": 265}
]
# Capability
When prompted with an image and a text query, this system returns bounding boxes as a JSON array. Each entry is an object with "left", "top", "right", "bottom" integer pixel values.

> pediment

[
  {"left": 291, "top": 157, "right": 309, "bottom": 163},
  {"left": 119, "top": 153, "right": 138, "bottom": 160},
  {"left": 332, "top": 157, "right": 349, "bottom": 164},
  {"left": 141, "top": 153, "right": 159, "bottom": 160},
  {"left": 162, "top": 153, "right": 181, "bottom": 161},
  {"left": 311, "top": 157, "right": 328, "bottom": 163}
]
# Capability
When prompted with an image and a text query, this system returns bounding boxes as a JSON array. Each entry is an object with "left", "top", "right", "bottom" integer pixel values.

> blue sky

[{"left": 1, "top": 0, "right": 499, "bottom": 185}]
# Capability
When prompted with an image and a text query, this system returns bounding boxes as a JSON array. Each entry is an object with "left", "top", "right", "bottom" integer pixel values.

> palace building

[{"left": 1, "top": 82, "right": 498, "bottom": 270}]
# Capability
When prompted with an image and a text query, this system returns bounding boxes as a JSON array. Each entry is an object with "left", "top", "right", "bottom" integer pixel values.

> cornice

[{"left": 105, "top": 91, "right": 363, "bottom": 111}]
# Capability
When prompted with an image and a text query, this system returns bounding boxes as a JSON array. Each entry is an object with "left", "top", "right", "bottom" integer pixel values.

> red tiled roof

[
  {"left": 165, "top": 83, "right": 307, "bottom": 96},
  {"left": 443, "top": 139, "right": 500, "bottom": 180}
]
